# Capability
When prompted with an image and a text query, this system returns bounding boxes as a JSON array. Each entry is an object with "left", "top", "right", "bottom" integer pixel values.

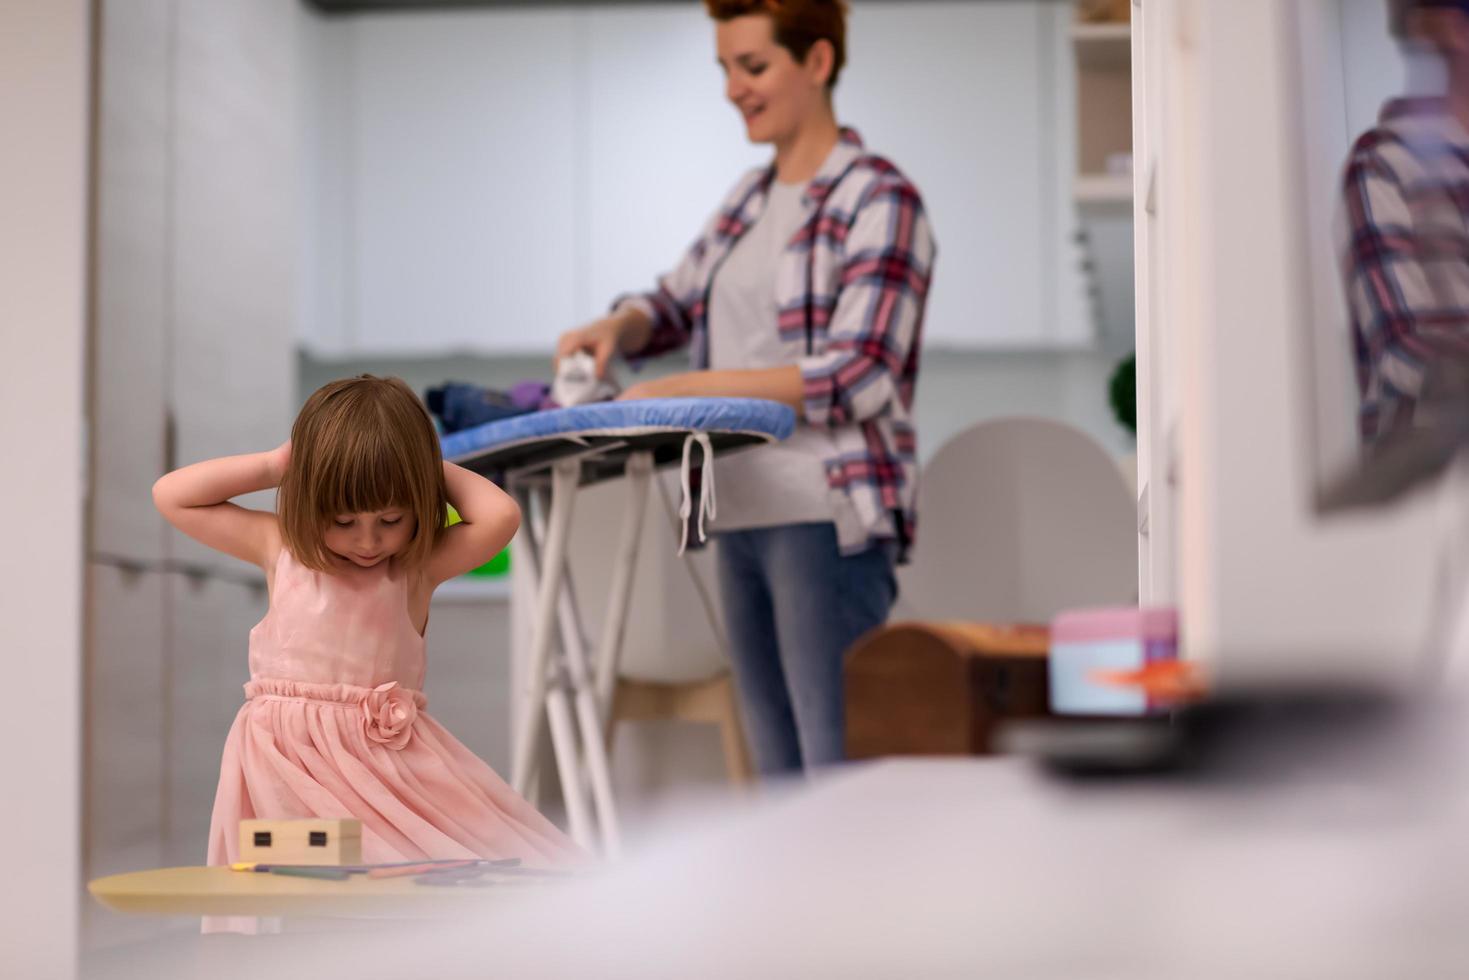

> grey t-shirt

[{"left": 708, "top": 179, "right": 836, "bottom": 531}]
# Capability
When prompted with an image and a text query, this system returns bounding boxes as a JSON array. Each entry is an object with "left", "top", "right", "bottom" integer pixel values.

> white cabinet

[
  {"left": 845, "top": 2, "right": 1064, "bottom": 346},
  {"left": 88, "top": 6, "right": 173, "bottom": 949},
  {"left": 93, "top": 0, "right": 171, "bottom": 563},
  {"left": 165, "top": 575, "right": 265, "bottom": 867},
  {"left": 86, "top": 566, "right": 168, "bottom": 882},
  {"left": 87, "top": 0, "right": 298, "bottom": 945},
  {"left": 90, "top": 6, "right": 173, "bottom": 912},
  {"left": 583, "top": 5, "right": 767, "bottom": 329},
  {"left": 169, "top": 0, "right": 297, "bottom": 572},
  {"left": 93, "top": 0, "right": 295, "bottom": 576},
  {"left": 84, "top": 565, "right": 170, "bottom": 949},
  {"left": 348, "top": 10, "right": 582, "bottom": 355}
]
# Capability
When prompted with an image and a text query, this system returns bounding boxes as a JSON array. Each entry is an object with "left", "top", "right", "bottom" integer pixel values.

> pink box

[{"left": 1049, "top": 607, "right": 1179, "bottom": 716}]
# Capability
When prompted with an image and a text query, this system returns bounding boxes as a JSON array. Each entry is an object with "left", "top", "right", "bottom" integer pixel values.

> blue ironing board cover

[{"left": 440, "top": 397, "right": 796, "bottom": 480}]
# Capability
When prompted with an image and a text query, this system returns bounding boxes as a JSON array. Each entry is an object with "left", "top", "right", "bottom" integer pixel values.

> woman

[{"left": 556, "top": 0, "right": 936, "bottom": 775}]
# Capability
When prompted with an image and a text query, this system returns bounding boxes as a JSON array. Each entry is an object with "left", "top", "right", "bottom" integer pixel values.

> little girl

[{"left": 153, "top": 375, "right": 581, "bottom": 891}]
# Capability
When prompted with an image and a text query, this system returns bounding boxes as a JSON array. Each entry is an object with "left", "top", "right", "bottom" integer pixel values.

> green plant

[{"left": 1109, "top": 352, "right": 1136, "bottom": 436}]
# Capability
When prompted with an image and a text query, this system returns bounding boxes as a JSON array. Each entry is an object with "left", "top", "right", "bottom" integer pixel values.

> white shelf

[
  {"left": 1074, "top": 174, "right": 1134, "bottom": 205},
  {"left": 1072, "top": 23, "right": 1132, "bottom": 71},
  {"left": 1071, "top": 22, "right": 1131, "bottom": 42}
]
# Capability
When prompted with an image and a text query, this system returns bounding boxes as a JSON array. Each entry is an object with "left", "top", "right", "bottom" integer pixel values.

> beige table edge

[{"left": 87, "top": 866, "right": 516, "bottom": 918}]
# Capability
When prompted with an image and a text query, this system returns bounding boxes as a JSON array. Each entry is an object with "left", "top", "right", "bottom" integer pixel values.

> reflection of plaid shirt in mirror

[
  {"left": 1338, "top": 98, "right": 1469, "bottom": 445},
  {"left": 615, "top": 129, "right": 936, "bottom": 559}
]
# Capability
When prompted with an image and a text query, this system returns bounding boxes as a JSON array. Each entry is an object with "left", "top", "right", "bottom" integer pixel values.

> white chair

[
  {"left": 563, "top": 474, "right": 753, "bottom": 784},
  {"left": 896, "top": 417, "right": 1137, "bottom": 623}
]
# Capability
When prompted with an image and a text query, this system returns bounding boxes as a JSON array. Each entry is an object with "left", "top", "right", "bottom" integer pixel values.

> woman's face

[{"left": 716, "top": 15, "right": 831, "bottom": 147}]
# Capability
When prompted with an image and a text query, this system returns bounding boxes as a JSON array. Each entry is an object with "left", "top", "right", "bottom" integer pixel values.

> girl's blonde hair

[{"left": 278, "top": 375, "right": 448, "bottom": 572}]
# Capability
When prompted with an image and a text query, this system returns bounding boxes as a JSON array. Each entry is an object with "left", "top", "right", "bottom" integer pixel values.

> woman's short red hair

[{"left": 705, "top": 0, "right": 850, "bottom": 89}]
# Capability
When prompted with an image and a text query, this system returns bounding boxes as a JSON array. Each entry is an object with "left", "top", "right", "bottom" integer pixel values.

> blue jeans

[{"left": 714, "top": 523, "right": 897, "bottom": 775}]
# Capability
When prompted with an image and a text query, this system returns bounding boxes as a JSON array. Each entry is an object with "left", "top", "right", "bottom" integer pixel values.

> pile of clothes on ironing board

[{"left": 425, "top": 352, "right": 620, "bottom": 433}]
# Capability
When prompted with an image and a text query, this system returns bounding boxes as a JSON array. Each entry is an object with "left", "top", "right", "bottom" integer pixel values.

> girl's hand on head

[
  {"left": 267, "top": 440, "right": 292, "bottom": 484},
  {"left": 426, "top": 462, "right": 521, "bottom": 587},
  {"left": 152, "top": 447, "right": 286, "bottom": 569}
]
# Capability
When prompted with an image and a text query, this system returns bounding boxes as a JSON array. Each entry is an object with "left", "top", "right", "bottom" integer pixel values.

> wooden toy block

[{"left": 238, "top": 818, "right": 362, "bottom": 866}]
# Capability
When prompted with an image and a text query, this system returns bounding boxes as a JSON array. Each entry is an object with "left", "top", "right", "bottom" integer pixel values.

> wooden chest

[{"left": 845, "top": 622, "right": 1052, "bottom": 758}]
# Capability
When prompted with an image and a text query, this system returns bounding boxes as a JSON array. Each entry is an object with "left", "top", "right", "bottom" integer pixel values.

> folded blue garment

[{"left": 426, "top": 382, "right": 545, "bottom": 433}]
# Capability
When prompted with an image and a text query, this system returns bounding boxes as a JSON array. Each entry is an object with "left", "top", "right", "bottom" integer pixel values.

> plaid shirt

[
  {"left": 617, "top": 128, "right": 936, "bottom": 557},
  {"left": 1339, "top": 98, "right": 1469, "bottom": 444}
]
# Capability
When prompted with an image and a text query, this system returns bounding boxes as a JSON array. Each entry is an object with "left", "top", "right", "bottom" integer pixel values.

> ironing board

[{"left": 441, "top": 398, "right": 796, "bottom": 858}]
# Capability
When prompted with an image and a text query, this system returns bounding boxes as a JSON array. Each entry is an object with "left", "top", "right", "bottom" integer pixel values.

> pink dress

[{"left": 206, "top": 548, "right": 579, "bottom": 871}]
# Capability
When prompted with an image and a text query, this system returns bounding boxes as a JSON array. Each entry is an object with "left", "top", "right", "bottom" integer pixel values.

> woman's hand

[
  {"left": 619, "top": 367, "right": 805, "bottom": 411},
  {"left": 555, "top": 308, "right": 653, "bottom": 378}
]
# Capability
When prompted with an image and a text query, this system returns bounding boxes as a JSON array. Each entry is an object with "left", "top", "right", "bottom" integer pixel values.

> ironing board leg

[
  {"left": 509, "top": 486, "right": 554, "bottom": 807},
  {"left": 562, "top": 635, "right": 622, "bottom": 858},
  {"left": 505, "top": 453, "right": 654, "bottom": 858},
  {"left": 570, "top": 453, "right": 654, "bottom": 857},
  {"left": 510, "top": 462, "right": 578, "bottom": 800},
  {"left": 544, "top": 679, "right": 595, "bottom": 850},
  {"left": 548, "top": 566, "right": 623, "bottom": 855},
  {"left": 533, "top": 456, "right": 651, "bottom": 858},
  {"left": 595, "top": 453, "right": 653, "bottom": 718},
  {"left": 552, "top": 564, "right": 619, "bottom": 852},
  {"left": 525, "top": 490, "right": 599, "bottom": 810}
]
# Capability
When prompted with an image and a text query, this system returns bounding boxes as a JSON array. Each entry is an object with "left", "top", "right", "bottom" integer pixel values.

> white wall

[
  {"left": 297, "top": 0, "right": 1096, "bottom": 357},
  {"left": 0, "top": 1, "right": 89, "bottom": 975},
  {"left": 1341, "top": 0, "right": 1409, "bottom": 132}
]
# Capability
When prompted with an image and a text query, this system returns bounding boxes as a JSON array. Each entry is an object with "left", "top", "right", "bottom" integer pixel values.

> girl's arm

[
  {"left": 151, "top": 442, "right": 289, "bottom": 569},
  {"left": 424, "top": 462, "right": 521, "bottom": 587}
]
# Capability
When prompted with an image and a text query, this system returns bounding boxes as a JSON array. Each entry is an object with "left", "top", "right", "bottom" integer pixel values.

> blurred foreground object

[{"left": 86, "top": 689, "right": 1469, "bottom": 979}]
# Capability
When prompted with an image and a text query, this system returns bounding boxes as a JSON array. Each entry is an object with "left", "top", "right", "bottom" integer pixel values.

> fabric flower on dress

[{"left": 362, "top": 681, "right": 417, "bottom": 750}]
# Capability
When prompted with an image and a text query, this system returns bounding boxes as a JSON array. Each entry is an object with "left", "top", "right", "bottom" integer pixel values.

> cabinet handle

[
  {"left": 163, "top": 406, "right": 176, "bottom": 475},
  {"left": 91, "top": 550, "right": 266, "bottom": 592}
]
